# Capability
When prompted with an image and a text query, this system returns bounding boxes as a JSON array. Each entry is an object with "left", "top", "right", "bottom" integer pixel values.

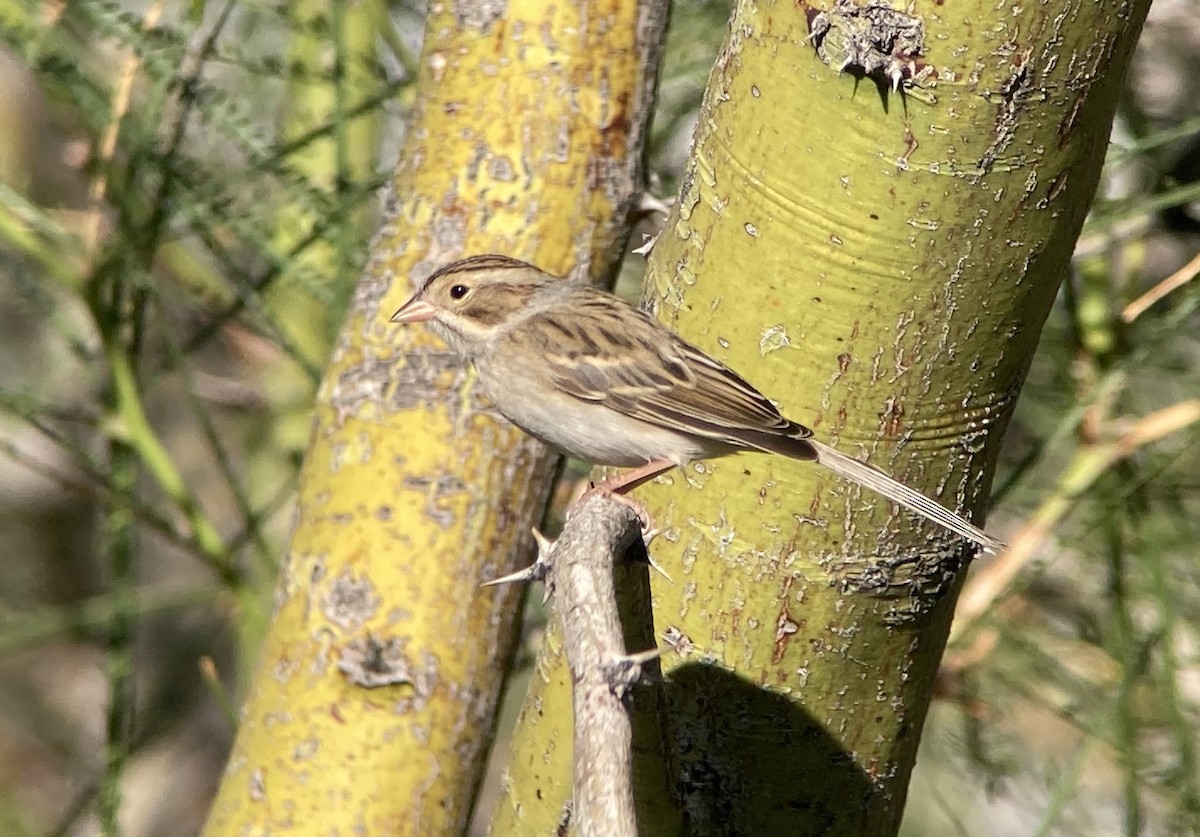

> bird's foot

[
  {"left": 576, "top": 482, "right": 655, "bottom": 532},
  {"left": 573, "top": 458, "right": 675, "bottom": 530}
]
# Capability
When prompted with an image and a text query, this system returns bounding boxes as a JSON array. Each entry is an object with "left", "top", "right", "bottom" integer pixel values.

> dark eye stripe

[{"left": 459, "top": 300, "right": 508, "bottom": 327}]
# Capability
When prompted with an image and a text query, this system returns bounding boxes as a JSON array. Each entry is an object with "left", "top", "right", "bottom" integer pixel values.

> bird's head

[{"left": 391, "top": 255, "right": 554, "bottom": 357}]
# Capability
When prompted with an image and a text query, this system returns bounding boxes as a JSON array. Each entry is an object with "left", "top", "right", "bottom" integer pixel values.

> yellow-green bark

[
  {"left": 493, "top": 1, "right": 1150, "bottom": 835},
  {"left": 202, "top": 2, "right": 669, "bottom": 834},
  {"left": 261, "top": 0, "right": 381, "bottom": 455}
]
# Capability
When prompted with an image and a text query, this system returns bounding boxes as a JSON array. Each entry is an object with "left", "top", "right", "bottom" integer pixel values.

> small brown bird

[{"left": 392, "top": 255, "right": 1003, "bottom": 553}]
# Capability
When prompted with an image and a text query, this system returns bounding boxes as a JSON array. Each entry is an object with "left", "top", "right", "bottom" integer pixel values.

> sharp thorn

[
  {"left": 480, "top": 565, "right": 542, "bottom": 588},
  {"left": 646, "top": 552, "right": 673, "bottom": 583},
  {"left": 623, "top": 647, "right": 664, "bottom": 667},
  {"left": 531, "top": 526, "right": 555, "bottom": 554}
]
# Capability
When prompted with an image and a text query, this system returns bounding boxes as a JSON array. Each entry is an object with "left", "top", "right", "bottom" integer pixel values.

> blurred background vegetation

[{"left": 0, "top": 1, "right": 1196, "bottom": 835}]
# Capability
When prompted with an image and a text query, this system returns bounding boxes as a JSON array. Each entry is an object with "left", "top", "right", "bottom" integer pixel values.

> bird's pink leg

[
  {"left": 586, "top": 458, "right": 677, "bottom": 496},
  {"left": 575, "top": 458, "right": 677, "bottom": 529}
]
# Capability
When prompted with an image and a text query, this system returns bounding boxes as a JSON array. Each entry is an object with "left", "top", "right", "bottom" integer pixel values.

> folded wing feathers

[{"left": 527, "top": 299, "right": 811, "bottom": 450}]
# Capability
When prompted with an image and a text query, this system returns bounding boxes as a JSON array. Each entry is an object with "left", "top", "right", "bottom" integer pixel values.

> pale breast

[{"left": 473, "top": 353, "right": 718, "bottom": 467}]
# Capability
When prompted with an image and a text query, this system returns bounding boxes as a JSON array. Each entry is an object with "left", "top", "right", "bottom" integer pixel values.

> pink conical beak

[{"left": 390, "top": 296, "right": 437, "bottom": 324}]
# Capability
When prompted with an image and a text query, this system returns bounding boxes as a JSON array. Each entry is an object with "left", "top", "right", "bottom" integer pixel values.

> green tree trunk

[
  {"left": 493, "top": 1, "right": 1151, "bottom": 835},
  {"left": 202, "top": 2, "right": 670, "bottom": 834}
]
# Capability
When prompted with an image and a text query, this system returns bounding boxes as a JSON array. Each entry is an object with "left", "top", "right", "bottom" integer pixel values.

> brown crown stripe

[{"left": 424, "top": 254, "right": 537, "bottom": 287}]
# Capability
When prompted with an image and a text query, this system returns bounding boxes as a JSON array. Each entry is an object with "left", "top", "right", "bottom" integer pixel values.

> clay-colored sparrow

[{"left": 392, "top": 255, "right": 1003, "bottom": 553}]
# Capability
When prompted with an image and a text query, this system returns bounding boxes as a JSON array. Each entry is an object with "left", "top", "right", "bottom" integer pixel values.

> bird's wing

[{"left": 506, "top": 289, "right": 812, "bottom": 452}]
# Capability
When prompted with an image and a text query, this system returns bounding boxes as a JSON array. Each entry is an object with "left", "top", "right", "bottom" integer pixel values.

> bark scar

[{"left": 806, "top": 0, "right": 935, "bottom": 94}]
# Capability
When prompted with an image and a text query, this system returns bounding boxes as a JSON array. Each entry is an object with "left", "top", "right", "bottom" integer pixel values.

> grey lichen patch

[
  {"left": 349, "top": 244, "right": 402, "bottom": 321},
  {"left": 292, "top": 737, "right": 320, "bottom": 762},
  {"left": 271, "top": 655, "right": 300, "bottom": 684},
  {"left": 489, "top": 153, "right": 517, "bottom": 182},
  {"left": 323, "top": 571, "right": 381, "bottom": 630},
  {"left": 556, "top": 803, "right": 573, "bottom": 836},
  {"left": 337, "top": 635, "right": 437, "bottom": 704},
  {"left": 337, "top": 347, "right": 468, "bottom": 419},
  {"left": 453, "top": 0, "right": 506, "bottom": 29},
  {"left": 309, "top": 626, "right": 337, "bottom": 678},
  {"left": 402, "top": 472, "right": 469, "bottom": 529},
  {"left": 249, "top": 768, "right": 266, "bottom": 802},
  {"left": 329, "top": 350, "right": 425, "bottom": 424},
  {"left": 278, "top": 550, "right": 327, "bottom": 613},
  {"left": 807, "top": 0, "right": 932, "bottom": 93},
  {"left": 821, "top": 535, "right": 970, "bottom": 623}
]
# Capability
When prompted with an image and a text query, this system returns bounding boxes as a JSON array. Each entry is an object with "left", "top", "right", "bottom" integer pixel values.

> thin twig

[
  {"left": 83, "top": 0, "right": 162, "bottom": 257},
  {"left": 92, "top": 8, "right": 164, "bottom": 833},
  {"left": 1121, "top": 250, "right": 1200, "bottom": 323},
  {"left": 0, "top": 426, "right": 224, "bottom": 568},
  {"left": 0, "top": 585, "right": 219, "bottom": 655}
]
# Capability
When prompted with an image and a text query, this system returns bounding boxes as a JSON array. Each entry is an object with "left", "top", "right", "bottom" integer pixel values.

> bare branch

[{"left": 540, "top": 494, "right": 656, "bottom": 837}]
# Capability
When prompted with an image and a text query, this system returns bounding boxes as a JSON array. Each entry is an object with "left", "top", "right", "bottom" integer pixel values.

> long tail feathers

[{"left": 809, "top": 440, "right": 1005, "bottom": 555}]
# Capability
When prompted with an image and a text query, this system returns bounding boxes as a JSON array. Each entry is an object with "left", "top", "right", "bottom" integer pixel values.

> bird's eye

[{"left": 449, "top": 284, "right": 469, "bottom": 300}]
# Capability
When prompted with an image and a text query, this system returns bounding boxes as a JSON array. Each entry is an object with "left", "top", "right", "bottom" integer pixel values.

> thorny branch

[{"left": 490, "top": 494, "right": 659, "bottom": 837}]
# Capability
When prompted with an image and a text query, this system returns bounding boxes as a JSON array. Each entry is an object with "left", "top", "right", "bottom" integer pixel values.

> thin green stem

[
  {"left": 0, "top": 416, "right": 222, "bottom": 565},
  {"left": 0, "top": 586, "right": 220, "bottom": 655},
  {"left": 98, "top": 440, "right": 134, "bottom": 837},
  {"left": 1030, "top": 733, "right": 1106, "bottom": 837},
  {"left": 332, "top": 0, "right": 354, "bottom": 345},
  {"left": 156, "top": 318, "right": 277, "bottom": 579},
  {"left": 1104, "top": 498, "right": 1141, "bottom": 837},
  {"left": 1144, "top": 512, "right": 1200, "bottom": 824},
  {"left": 0, "top": 183, "right": 84, "bottom": 289},
  {"left": 103, "top": 340, "right": 230, "bottom": 566}
]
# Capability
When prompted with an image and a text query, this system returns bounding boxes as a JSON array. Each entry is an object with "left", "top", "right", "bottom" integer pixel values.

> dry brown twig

[
  {"left": 1122, "top": 251, "right": 1200, "bottom": 323},
  {"left": 83, "top": 0, "right": 165, "bottom": 259},
  {"left": 486, "top": 494, "right": 659, "bottom": 837}
]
